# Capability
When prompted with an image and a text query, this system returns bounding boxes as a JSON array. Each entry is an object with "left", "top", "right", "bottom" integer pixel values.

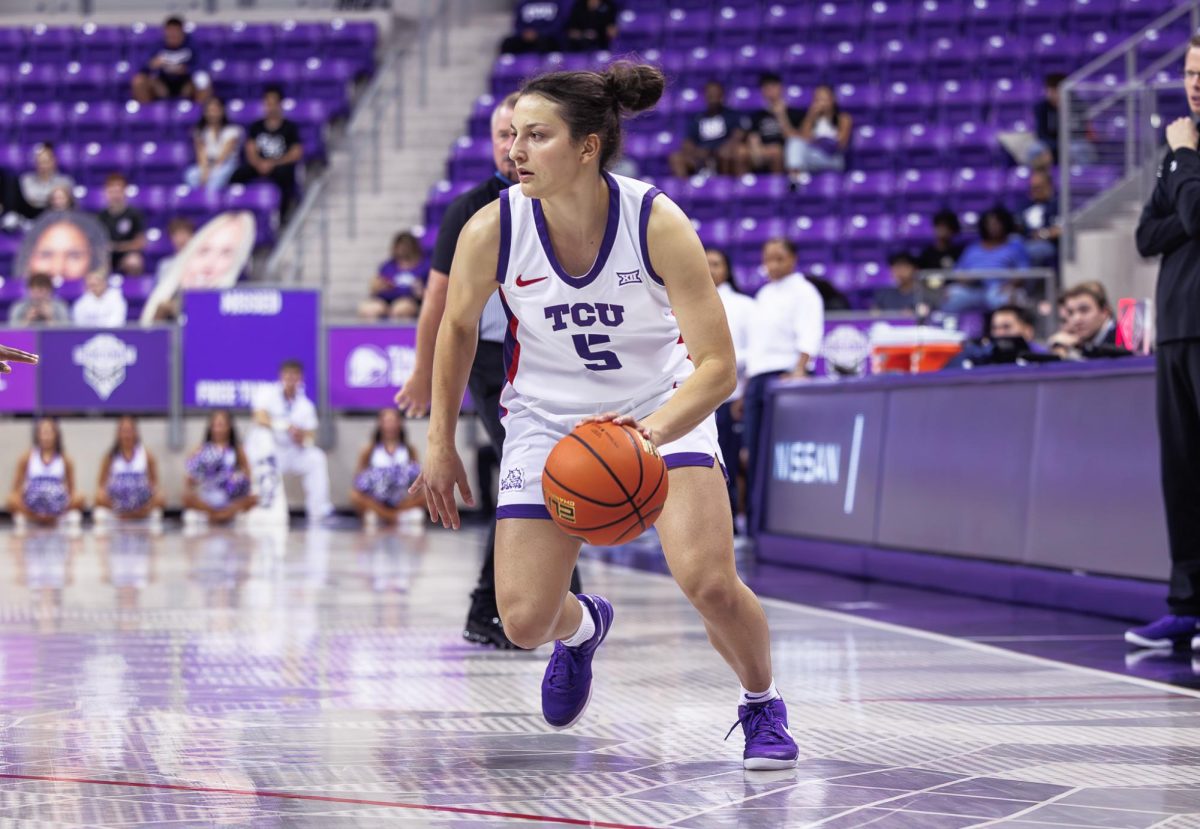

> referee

[
  {"left": 1127, "top": 35, "right": 1200, "bottom": 650},
  {"left": 396, "top": 93, "right": 581, "bottom": 649}
]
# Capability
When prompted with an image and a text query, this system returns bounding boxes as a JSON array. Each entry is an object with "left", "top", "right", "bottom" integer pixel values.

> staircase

[{"left": 267, "top": 2, "right": 511, "bottom": 316}]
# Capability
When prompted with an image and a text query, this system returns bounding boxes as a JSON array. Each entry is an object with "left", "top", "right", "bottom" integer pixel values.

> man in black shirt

[
  {"left": 96, "top": 172, "right": 146, "bottom": 276},
  {"left": 564, "top": 0, "right": 619, "bottom": 52},
  {"left": 230, "top": 85, "right": 304, "bottom": 219},
  {"left": 131, "top": 15, "right": 210, "bottom": 104},
  {"left": 916, "top": 208, "right": 964, "bottom": 270},
  {"left": 742, "top": 72, "right": 802, "bottom": 175},
  {"left": 395, "top": 93, "right": 581, "bottom": 649},
  {"left": 1128, "top": 35, "right": 1200, "bottom": 650},
  {"left": 500, "top": 1, "right": 567, "bottom": 55}
]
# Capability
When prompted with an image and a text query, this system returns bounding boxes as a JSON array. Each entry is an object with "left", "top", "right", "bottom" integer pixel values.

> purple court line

[{"left": 0, "top": 773, "right": 662, "bottom": 829}]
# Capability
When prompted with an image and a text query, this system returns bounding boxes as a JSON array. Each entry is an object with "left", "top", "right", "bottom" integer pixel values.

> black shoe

[{"left": 463, "top": 591, "right": 518, "bottom": 650}]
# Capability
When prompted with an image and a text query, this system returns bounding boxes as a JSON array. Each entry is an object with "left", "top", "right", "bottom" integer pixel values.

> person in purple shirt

[
  {"left": 944, "top": 206, "right": 1031, "bottom": 312},
  {"left": 358, "top": 231, "right": 427, "bottom": 321}
]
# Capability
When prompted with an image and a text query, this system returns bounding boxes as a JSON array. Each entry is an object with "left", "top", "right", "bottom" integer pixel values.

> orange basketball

[{"left": 542, "top": 421, "right": 670, "bottom": 546}]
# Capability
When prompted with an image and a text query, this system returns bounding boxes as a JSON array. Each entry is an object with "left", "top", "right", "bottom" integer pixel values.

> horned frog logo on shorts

[
  {"left": 72, "top": 333, "right": 137, "bottom": 401},
  {"left": 499, "top": 467, "right": 524, "bottom": 493},
  {"left": 548, "top": 494, "right": 577, "bottom": 524}
]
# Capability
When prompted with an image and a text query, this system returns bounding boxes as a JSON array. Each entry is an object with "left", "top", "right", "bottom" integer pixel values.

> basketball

[{"left": 542, "top": 421, "right": 669, "bottom": 546}]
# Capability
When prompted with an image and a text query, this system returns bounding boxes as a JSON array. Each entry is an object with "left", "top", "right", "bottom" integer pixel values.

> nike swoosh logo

[{"left": 515, "top": 274, "right": 548, "bottom": 287}]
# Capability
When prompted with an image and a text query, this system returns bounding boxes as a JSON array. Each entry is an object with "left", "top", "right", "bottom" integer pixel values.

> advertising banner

[
  {"left": 39, "top": 329, "right": 170, "bottom": 413},
  {"left": 0, "top": 330, "right": 38, "bottom": 413},
  {"left": 327, "top": 326, "right": 417, "bottom": 410},
  {"left": 182, "top": 289, "right": 319, "bottom": 408},
  {"left": 813, "top": 315, "right": 916, "bottom": 378}
]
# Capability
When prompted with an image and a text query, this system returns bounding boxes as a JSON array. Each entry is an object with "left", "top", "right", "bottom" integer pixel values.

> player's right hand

[
  {"left": 395, "top": 371, "right": 432, "bottom": 418},
  {"left": 0, "top": 343, "right": 38, "bottom": 374},
  {"left": 408, "top": 447, "right": 474, "bottom": 530}
]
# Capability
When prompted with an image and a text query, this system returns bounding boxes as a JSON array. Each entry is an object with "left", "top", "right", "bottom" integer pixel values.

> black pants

[
  {"left": 742, "top": 371, "right": 783, "bottom": 533},
  {"left": 467, "top": 341, "right": 580, "bottom": 610},
  {"left": 230, "top": 162, "right": 298, "bottom": 220},
  {"left": 1158, "top": 341, "right": 1200, "bottom": 614}
]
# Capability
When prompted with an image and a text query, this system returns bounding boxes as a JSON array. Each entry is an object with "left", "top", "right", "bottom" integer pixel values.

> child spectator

[
  {"left": 669, "top": 81, "right": 745, "bottom": 178},
  {"left": 96, "top": 173, "right": 147, "bottom": 277},
  {"left": 350, "top": 408, "right": 424, "bottom": 528},
  {"left": 182, "top": 409, "right": 257, "bottom": 525},
  {"left": 564, "top": 0, "right": 619, "bottom": 52},
  {"left": 94, "top": 416, "right": 165, "bottom": 526},
  {"left": 19, "top": 144, "right": 73, "bottom": 217},
  {"left": 131, "top": 15, "right": 211, "bottom": 104},
  {"left": 358, "top": 231, "right": 427, "bottom": 321},
  {"left": 8, "top": 272, "right": 69, "bottom": 326},
  {"left": 72, "top": 270, "right": 127, "bottom": 328},
  {"left": 789, "top": 85, "right": 853, "bottom": 174},
  {"left": 230, "top": 85, "right": 304, "bottom": 219},
  {"left": 185, "top": 97, "right": 243, "bottom": 195},
  {"left": 6, "top": 418, "right": 84, "bottom": 530}
]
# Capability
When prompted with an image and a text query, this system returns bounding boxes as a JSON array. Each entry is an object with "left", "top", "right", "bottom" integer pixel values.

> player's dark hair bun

[{"left": 602, "top": 62, "right": 665, "bottom": 114}]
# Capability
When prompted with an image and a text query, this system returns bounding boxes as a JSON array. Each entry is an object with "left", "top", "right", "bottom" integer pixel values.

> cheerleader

[
  {"left": 182, "top": 410, "right": 257, "bottom": 525},
  {"left": 6, "top": 418, "right": 85, "bottom": 529},
  {"left": 350, "top": 408, "right": 423, "bottom": 527},
  {"left": 94, "top": 416, "right": 166, "bottom": 525}
]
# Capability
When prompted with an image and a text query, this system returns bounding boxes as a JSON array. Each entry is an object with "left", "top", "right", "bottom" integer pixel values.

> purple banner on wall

[
  {"left": 0, "top": 330, "right": 38, "bottom": 412},
  {"left": 183, "top": 289, "right": 319, "bottom": 408},
  {"left": 39, "top": 329, "right": 171, "bottom": 412},
  {"left": 327, "top": 326, "right": 417, "bottom": 410},
  {"left": 813, "top": 315, "right": 916, "bottom": 378}
]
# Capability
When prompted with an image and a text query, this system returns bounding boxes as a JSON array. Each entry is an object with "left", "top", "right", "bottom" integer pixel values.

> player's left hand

[
  {"left": 578, "top": 412, "right": 659, "bottom": 446},
  {"left": 0, "top": 343, "right": 38, "bottom": 374},
  {"left": 1167, "top": 117, "right": 1199, "bottom": 152}
]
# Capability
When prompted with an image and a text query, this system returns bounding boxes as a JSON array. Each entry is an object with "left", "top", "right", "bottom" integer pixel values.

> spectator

[
  {"left": 500, "top": 1, "right": 567, "bottom": 55},
  {"left": 19, "top": 144, "right": 73, "bottom": 217},
  {"left": 990, "top": 303, "right": 1038, "bottom": 343},
  {"left": 789, "top": 84, "right": 853, "bottom": 174},
  {"left": 185, "top": 97, "right": 243, "bottom": 195},
  {"left": 93, "top": 415, "right": 165, "bottom": 526},
  {"left": 96, "top": 173, "right": 147, "bottom": 276},
  {"left": 47, "top": 185, "right": 75, "bottom": 213},
  {"left": 231, "top": 85, "right": 304, "bottom": 219},
  {"left": 1029, "top": 73, "right": 1096, "bottom": 168},
  {"left": 741, "top": 72, "right": 802, "bottom": 175},
  {"left": 249, "top": 359, "right": 333, "bottom": 524},
  {"left": 6, "top": 418, "right": 84, "bottom": 531},
  {"left": 707, "top": 247, "right": 754, "bottom": 527},
  {"left": 917, "top": 208, "right": 964, "bottom": 270},
  {"left": 1060, "top": 281, "right": 1129, "bottom": 357},
  {"left": 147, "top": 217, "right": 196, "bottom": 322},
  {"left": 873, "top": 251, "right": 920, "bottom": 312},
  {"left": 8, "top": 272, "right": 68, "bottom": 326},
  {"left": 669, "top": 81, "right": 745, "bottom": 178},
  {"left": 358, "top": 231, "right": 427, "bottom": 321},
  {"left": 743, "top": 237, "right": 824, "bottom": 529},
  {"left": 564, "top": 0, "right": 619, "bottom": 52},
  {"left": 1020, "top": 168, "right": 1061, "bottom": 267},
  {"left": 943, "top": 303, "right": 1043, "bottom": 369},
  {"left": 71, "top": 270, "right": 127, "bottom": 328},
  {"left": 183, "top": 409, "right": 257, "bottom": 526},
  {"left": 130, "top": 15, "right": 211, "bottom": 104},
  {"left": 946, "top": 206, "right": 1031, "bottom": 311},
  {"left": 350, "top": 408, "right": 424, "bottom": 527}
]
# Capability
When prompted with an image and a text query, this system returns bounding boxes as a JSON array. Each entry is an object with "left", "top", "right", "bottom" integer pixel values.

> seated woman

[
  {"left": 6, "top": 417, "right": 85, "bottom": 529},
  {"left": 350, "top": 408, "right": 423, "bottom": 527},
  {"left": 358, "top": 231, "right": 427, "bottom": 321},
  {"left": 94, "top": 416, "right": 165, "bottom": 525},
  {"left": 788, "top": 85, "right": 853, "bottom": 175},
  {"left": 182, "top": 409, "right": 257, "bottom": 525}
]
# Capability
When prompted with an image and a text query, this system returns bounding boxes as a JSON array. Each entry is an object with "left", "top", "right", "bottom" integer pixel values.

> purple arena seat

[
  {"left": 1068, "top": 0, "right": 1120, "bottom": 31},
  {"left": 733, "top": 216, "right": 789, "bottom": 259},
  {"left": 788, "top": 214, "right": 842, "bottom": 260},
  {"left": 790, "top": 173, "right": 842, "bottom": 214},
  {"left": 761, "top": 4, "right": 810, "bottom": 47},
  {"left": 842, "top": 213, "right": 896, "bottom": 262},
  {"left": 917, "top": 0, "right": 967, "bottom": 39},
  {"left": 683, "top": 45, "right": 734, "bottom": 86},
  {"left": 17, "top": 102, "right": 66, "bottom": 145},
  {"left": 714, "top": 5, "right": 762, "bottom": 41},
  {"left": 277, "top": 20, "right": 326, "bottom": 62},
  {"left": 1118, "top": 0, "right": 1175, "bottom": 30},
  {"left": 879, "top": 38, "right": 928, "bottom": 84},
  {"left": 937, "top": 78, "right": 988, "bottom": 123},
  {"left": 730, "top": 44, "right": 781, "bottom": 88},
  {"left": 896, "top": 168, "right": 952, "bottom": 214},
  {"left": 843, "top": 170, "right": 898, "bottom": 213},
  {"left": 895, "top": 211, "right": 934, "bottom": 247},
  {"left": 122, "top": 101, "right": 173, "bottom": 145},
  {"left": 614, "top": 10, "right": 663, "bottom": 52},
  {"left": 63, "top": 61, "right": 114, "bottom": 101},
  {"left": 967, "top": 0, "right": 1018, "bottom": 37},
  {"left": 687, "top": 175, "right": 735, "bottom": 222},
  {"left": 866, "top": 0, "right": 917, "bottom": 39},
  {"left": 812, "top": 1, "right": 865, "bottom": 40},
  {"left": 136, "top": 141, "right": 192, "bottom": 186},
  {"left": 731, "top": 174, "right": 791, "bottom": 219},
  {"left": 883, "top": 80, "right": 935, "bottom": 125},
  {"left": 1018, "top": 0, "right": 1070, "bottom": 31},
  {"left": 950, "top": 167, "right": 1009, "bottom": 212},
  {"left": 780, "top": 42, "right": 829, "bottom": 87},
  {"left": 15, "top": 62, "right": 59, "bottom": 102},
  {"left": 26, "top": 25, "right": 75, "bottom": 64},
  {"left": 830, "top": 40, "right": 878, "bottom": 87},
  {"left": 76, "top": 24, "right": 125, "bottom": 65},
  {"left": 981, "top": 34, "right": 1029, "bottom": 79},
  {"left": 990, "top": 77, "right": 1040, "bottom": 128},
  {"left": 951, "top": 121, "right": 1003, "bottom": 168},
  {"left": 691, "top": 217, "right": 733, "bottom": 249},
  {"left": 850, "top": 125, "right": 902, "bottom": 172},
  {"left": 1032, "top": 32, "right": 1086, "bottom": 77},
  {"left": 900, "top": 123, "right": 951, "bottom": 169},
  {"left": 664, "top": 8, "right": 711, "bottom": 50}
]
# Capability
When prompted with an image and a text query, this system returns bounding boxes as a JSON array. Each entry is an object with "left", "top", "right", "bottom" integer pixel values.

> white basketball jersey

[
  {"left": 111, "top": 445, "right": 148, "bottom": 476},
  {"left": 496, "top": 172, "right": 692, "bottom": 409},
  {"left": 369, "top": 444, "right": 411, "bottom": 469},
  {"left": 27, "top": 452, "right": 64, "bottom": 481}
]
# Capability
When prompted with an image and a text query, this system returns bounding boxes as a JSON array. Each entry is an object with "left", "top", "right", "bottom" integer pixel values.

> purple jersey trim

[
  {"left": 496, "top": 188, "right": 512, "bottom": 284},
  {"left": 638, "top": 186, "right": 665, "bottom": 286},
  {"left": 497, "top": 503, "right": 552, "bottom": 520},
  {"left": 531, "top": 171, "right": 621, "bottom": 289}
]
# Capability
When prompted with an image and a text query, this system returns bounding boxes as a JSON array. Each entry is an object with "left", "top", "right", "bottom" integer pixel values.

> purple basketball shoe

[
  {"left": 726, "top": 697, "right": 799, "bottom": 770},
  {"left": 541, "top": 594, "right": 613, "bottom": 730}
]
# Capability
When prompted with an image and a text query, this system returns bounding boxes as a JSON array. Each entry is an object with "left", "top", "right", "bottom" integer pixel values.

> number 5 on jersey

[{"left": 572, "top": 334, "right": 622, "bottom": 371}]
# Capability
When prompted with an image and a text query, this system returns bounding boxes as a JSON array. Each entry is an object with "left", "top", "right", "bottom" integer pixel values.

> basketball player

[
  {"left": 0, "top": 343, "right": 38, "bottom": 373},
  {"left": 410, "top": 63, "right": 798, "bottom": 769}
]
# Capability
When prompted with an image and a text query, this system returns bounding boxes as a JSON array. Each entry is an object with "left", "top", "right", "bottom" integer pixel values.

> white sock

[
  {"left": 740, "top": 681, "right": 780, "bottom": 707},
  {"left": 560, "top": 598, "right": 595, "bottom": 648}
]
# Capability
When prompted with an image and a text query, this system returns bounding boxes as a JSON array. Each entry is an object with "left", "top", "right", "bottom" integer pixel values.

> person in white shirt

[
  {"left": 250, "top": 359, "right": 333, "bottom": 522},
  {"left": 72, "top": 271, "right": 128, "bottom": 328},
  {"left": 185, "top": 97, "right": 243, "bottom": 194},
  {"left": 707, "top": 246, "right": 755, "bottom": 525},
  {"left": 742, "top": 237, "right": 824, "bottom": 529}
]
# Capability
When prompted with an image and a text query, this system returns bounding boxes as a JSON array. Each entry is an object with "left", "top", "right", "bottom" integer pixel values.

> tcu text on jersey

[{"left": 543, "top": 302, "right": 626, "bottom": 371}]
